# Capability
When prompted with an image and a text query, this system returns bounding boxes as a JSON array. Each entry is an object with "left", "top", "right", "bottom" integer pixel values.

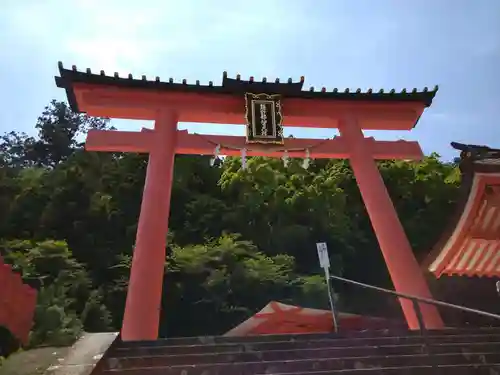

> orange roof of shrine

[
  {"left": 55, "top": 62, "right": 438, "bottom": 130},
  {"left": 425, "top": 143, "right": 500, "bottom": 278},
  {"left": 224, "top": 301, "right": 402, "bottom": 336}
]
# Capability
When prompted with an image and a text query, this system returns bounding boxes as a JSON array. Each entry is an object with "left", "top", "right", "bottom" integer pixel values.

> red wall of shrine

[{"left": 0, "top": 257, "right": 37, "bottom": 345}]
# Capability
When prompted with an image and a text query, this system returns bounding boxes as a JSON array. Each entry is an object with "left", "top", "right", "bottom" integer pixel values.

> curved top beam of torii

[{"left": 55, "top": 62, "right": 436, "bottom": 131}]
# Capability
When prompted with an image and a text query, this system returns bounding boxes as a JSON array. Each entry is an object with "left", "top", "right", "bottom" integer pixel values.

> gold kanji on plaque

[{"left": 244, "top": 93, "right": 284, "bottom": 145}]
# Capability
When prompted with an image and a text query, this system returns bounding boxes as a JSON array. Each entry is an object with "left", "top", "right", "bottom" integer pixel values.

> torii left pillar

[{"left": 121, "top": 110, "right": 178, "bottom": 341}]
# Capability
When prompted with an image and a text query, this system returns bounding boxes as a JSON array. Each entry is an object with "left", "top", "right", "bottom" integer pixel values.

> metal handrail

[
  {"left": 328, "top": 274, "right": 500, "bottom": 373},
  {"left": 329, "top": 274, "right": 500, "bottom": 322}
]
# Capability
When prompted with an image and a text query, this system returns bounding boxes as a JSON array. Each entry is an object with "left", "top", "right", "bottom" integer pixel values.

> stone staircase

[{"left": 93, "top": 328, "right": 500, "bottom": 374}]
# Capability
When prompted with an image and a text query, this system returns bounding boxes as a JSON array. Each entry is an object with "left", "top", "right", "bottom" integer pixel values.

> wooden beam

[
  {"left": 77, "top": 85, "right": 423, "bottom": 130},
  {"left": 85, "top": 129, "right": 153, "bottom": 153},
  {"left": 85, "top": 129, "right": 424, "bottom": 160},
  {"left": 485, "top": 189, "right": 500, "bottom": 208},
  {"left": 468, "top": 228, "right": 500, "bottom": 241},
  {"left": 468, "top": 233, "right": 500, "bottom": 241}
]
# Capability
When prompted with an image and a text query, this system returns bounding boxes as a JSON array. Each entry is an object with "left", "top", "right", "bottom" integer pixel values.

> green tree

[
  {"left": 161, "top": 234, "right": 328, "bottom": 337},
  {"left": 0, "top": 99, "right": 463, "bottom": 344},
  {"left": 0, "top": 240, "right": 112, "bottom": 345},
  {"left": 218, "top": 157, "right": 350, "bottom": 273}
]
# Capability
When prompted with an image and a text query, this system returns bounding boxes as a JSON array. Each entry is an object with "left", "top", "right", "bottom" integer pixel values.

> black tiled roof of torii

[{"left": 55, "top": 62, "right": 439, "bottom": 107}]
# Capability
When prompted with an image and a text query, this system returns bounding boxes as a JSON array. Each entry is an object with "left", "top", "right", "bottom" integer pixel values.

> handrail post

[
  {"left": 412, "top": 299, "right": 437, "bottom": 372},
  {"left": 412, "top": 299, "right": 428, "bottom": 349},
  {"left": 412, "top": 299, "right": 426, "bottom": 331},
  {"left": 326, "top": 275, "right": 339, "bottom": 333}
]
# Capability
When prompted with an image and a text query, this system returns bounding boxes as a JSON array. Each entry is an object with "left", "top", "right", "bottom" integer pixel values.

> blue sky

[{"left": 1, "top": 0, "right": 499, "bottom": 160}]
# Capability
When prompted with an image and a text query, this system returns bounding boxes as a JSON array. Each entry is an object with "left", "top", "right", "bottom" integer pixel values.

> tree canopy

[{"left": 0, "top": 100, "right": 461, "bottom": 346}]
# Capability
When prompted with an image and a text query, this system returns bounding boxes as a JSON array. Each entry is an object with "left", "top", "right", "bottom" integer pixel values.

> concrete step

[
  {"left": 104, "top": 341, "right": 500, "bottom": 368},
  {"left": 113, "top": 333, "right": 500, "bottom": 356},
  {"left": 253, "top": 363, "right": 500, "bottom": 374},
  {"left": 116, "top": 327, "right": 500, "bottom": 349},
  {"left": 101, "top": 352, "right": 500, "bottom": 374}
]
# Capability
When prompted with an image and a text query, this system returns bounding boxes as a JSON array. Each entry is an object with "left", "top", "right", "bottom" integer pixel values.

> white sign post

[
  {"left": 316, "top": 242, "right": 338, "bottom": 332},
  {"left": 316, "top": 242, "right": 330, "bottom": 270}
]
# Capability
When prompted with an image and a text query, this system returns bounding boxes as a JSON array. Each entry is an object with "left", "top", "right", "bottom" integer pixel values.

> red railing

[{"left": 0, "top": 257, "right": 37, "bottom": 345}]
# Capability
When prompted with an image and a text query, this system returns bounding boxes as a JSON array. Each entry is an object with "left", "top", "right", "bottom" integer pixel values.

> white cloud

[{"left": 4, "top": 0, "right": 310, "bottom": 77}]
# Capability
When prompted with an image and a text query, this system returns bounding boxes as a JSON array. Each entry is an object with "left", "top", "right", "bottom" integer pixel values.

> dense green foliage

[{"left": 0, "top": 101, "right": 461, "bottom": 346}]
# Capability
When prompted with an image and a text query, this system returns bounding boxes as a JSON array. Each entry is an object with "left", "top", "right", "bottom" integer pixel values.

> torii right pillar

[{"left": 339, "top": 117, "right": 444, "bottom": 330}]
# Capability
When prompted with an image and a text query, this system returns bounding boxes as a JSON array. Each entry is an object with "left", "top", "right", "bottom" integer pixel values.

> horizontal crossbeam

[{"left": 85, "top": 129, "right": 424, "bottom": 160}]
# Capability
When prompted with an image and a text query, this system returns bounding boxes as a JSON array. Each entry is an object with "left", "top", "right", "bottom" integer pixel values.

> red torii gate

[{"left": 55, "top": 63, "right": 444, "bottom": 340}]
